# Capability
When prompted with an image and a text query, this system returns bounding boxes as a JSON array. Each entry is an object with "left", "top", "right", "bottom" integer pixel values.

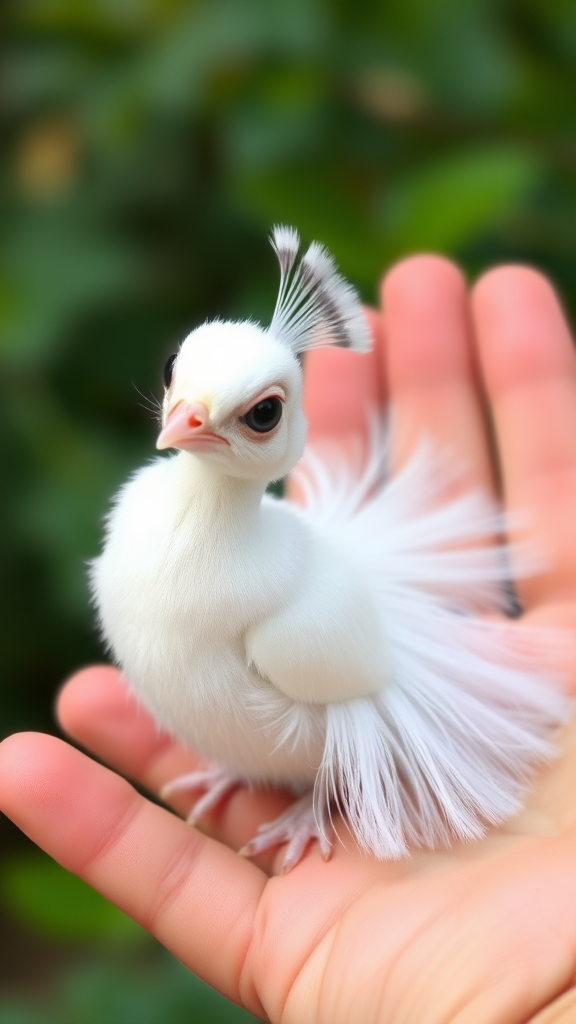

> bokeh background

[{"left": 1, "top": 0, "right": 576, "bottom": 1019}]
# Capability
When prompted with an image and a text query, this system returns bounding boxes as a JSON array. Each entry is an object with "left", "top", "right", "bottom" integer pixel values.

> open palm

[{"left": 1, "top": 256, "right": 575, "bottom": 1024}]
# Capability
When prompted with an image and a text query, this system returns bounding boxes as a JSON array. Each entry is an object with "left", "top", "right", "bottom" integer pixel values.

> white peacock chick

[{"left": 92, "top": 227, "right": 569, "bottom": 872}]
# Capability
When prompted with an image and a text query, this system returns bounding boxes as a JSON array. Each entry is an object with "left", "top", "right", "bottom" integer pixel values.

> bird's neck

[{"left": 170, "top": 452, "right": 267, "bottom": 527}]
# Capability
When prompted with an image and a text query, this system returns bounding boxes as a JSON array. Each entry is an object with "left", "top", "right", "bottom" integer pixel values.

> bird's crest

[{"left": 268, "top": 226, "right": 372, "bottom": 356}]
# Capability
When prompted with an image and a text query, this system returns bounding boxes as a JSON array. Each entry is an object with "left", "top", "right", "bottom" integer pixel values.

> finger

[
  {"left": 0, "top": 731, "right": 267, "bottom": 1017},
  {"left": 382, "top": 255, "right": 494, "bottom": 492},
  {"left": 302, "top": 308, "right": 386, "bottom": 445},
  {"left": 504, "top": 712, "right": 576, "bottom": 835},
  {"left": 472, "top": 267, "right": 576, "bottom": 607},
  {"left": 58, "top": 667, "right": 294, "bottom": 855},
  {"left": 529, "top": 987, "right": 576, "bottom": 1024},
  {"left": 287, "top": 308, "right": 385, "bottom": 502},
  {"left": 58, "top": 666, "right": 191, "bottom": 787}
]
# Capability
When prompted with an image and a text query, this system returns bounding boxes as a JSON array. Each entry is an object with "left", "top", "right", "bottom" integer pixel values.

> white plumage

[{"left": 92, "top": 227, "right": 569, "bottom": 870}]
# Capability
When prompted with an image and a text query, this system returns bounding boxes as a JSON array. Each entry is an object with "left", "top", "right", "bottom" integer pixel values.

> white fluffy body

[{"left": 91, "top": 227, "right": 569, "bottom": 859}]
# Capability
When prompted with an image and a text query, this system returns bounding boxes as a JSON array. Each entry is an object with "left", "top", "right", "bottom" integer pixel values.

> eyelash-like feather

[{"left": 269, "top": 225, "right": 372, "bottom": 356}]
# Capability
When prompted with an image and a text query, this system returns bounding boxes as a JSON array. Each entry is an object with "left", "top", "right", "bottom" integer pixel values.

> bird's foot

[
  {"left": 239, "top": 792, "right": 333, "bottom": 874},
  {"left": 160, "top": 764, "right": 242, "bottom": 825}
]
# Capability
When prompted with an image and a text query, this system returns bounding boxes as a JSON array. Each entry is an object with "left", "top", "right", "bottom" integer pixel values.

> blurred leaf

[
  {"left": 81, "top": 0, "right": 329, "bottom": 125},
  {"left": 0, "top": 212, "right": 143, "bottom": 365},
  {"left": 58, "top": 956, "right": 258, "bottom": 1023},
  {"left": 379, "top": 145, "right": 544, "bottom": 254},
  {"left": 0, "top": 1004, "right": 46, "bottom": 1024},
  {"left": 223, "top": 75, "right": 325, "bottom": 171},
  {"left": 12, "top": 0, "right": 175, "bottom": 38},
  {"left": 0, "top": 948, "right": 259, "bottom": 1023},
  {"left": 0, "top": 850, "right": 148, "bottom": 945},
  {"left": 4, "top": 50, "right": 91, "bottom": 112}
]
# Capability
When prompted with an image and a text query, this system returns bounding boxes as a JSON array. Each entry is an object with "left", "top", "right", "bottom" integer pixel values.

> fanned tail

[{"left": 294, "top": 425, "right": 571, "bottom": 858}]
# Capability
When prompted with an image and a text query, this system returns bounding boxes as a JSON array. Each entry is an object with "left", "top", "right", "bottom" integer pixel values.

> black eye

[
  {"left": 242, "top": 397, "right": 283, "bottom": 434},
  {"left": 163, "top": 354, "right": 177, "bottom": 389}
]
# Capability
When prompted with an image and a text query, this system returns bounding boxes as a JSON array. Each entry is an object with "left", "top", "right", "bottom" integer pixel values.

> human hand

[{"left": 1, "top": 256, "right": 575, "bottom": 1024}]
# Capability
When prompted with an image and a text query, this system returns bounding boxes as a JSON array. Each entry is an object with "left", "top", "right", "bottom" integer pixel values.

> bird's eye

[
  {"left": 163, "top": 354, "right": 177, "bottom": 389},
  {"left": 241, "top": 397, "right": 283, "bottom": 434}
]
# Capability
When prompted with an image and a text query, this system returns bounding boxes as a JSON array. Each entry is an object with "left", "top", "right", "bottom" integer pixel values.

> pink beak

[{"left": 156, "top": 400, "right": 226, "bottom": 451}]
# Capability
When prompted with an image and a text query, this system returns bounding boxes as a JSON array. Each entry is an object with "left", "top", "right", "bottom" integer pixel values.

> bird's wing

[
  {"left": 248, "top": 425, "right": 511, "bottom": 707},
  {"left": 245, "top": 519, "right": 390, "bottom": 705},
  {"left": 291, "top": 419, "right": 526, "bottom": 617}
]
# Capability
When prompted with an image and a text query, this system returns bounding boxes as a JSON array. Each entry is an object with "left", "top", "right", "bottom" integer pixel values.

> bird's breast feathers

[{"left": 92, "top": 458, "right": 382, "bottom": 759}]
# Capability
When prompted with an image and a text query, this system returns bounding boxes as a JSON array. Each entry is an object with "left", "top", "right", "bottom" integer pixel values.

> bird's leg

[
  {"left": 160, "top": 763, "right": 242, "bottom": 825},
  {"left": 239, "top": 791, "right": 333, "bottom": 874}
]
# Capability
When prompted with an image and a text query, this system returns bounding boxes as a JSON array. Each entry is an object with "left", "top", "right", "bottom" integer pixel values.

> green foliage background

[{"left": 1, "top": 0, "right": 575, "bottom": 1019}]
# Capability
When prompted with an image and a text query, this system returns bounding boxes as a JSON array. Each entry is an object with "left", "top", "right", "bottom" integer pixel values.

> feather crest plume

[{"left": 269, "top": 225, "right": 371, "bottom": 355}]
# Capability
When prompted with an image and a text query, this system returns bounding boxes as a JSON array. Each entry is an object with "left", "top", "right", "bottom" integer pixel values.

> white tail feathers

[
  {"left": 292, "top": 425, "right": 571, "bottom": 858},
  {"left": 269, "top": 225, "right": 372, "bottom": 355}
]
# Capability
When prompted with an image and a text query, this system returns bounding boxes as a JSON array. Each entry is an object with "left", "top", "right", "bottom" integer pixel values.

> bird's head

[
  {"left": 157, "top": 320, "right": 305, "bottom": 482},
  {"left": 156, "top": 226, "right": 371, "bottom": 483}
]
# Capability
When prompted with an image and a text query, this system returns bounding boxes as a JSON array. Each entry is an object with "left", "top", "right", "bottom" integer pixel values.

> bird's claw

[
  {"left": 160, "top": 764, "right": 242, "bottom": 824},
  {"left": 239, "top": 793, "right": 333, "bottom": 873}
]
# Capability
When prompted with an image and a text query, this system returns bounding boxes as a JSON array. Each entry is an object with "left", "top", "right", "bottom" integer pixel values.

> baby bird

[{"left": 92, "top": 227, "right": 568, "bottom": 871}]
